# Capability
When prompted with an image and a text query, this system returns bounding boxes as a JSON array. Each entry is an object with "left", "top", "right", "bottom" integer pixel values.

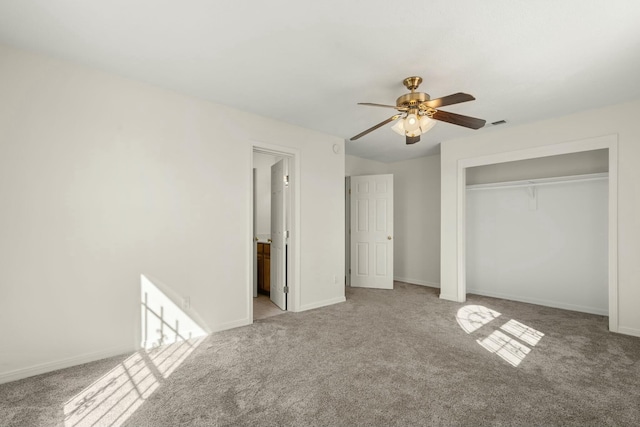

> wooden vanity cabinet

[{"left": 257, "top": 242, "right": 271, "bottom": 294}]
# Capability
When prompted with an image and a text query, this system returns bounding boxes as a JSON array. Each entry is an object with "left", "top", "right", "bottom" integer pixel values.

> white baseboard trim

[
  {"left": 0, "top": 317, "right": 255, "bottom": 385},
  {"left": 299, "top": 296, "right": 346, "bottom": 312},
  {"left": 394, "top": 276, "right": 440, "bottom": 288},
  {"left": 141, "top": 328, "right": 209, "bottom": 349},
  {"left": 467, "top": 288, "right": 609, "bottom": 316},
  {"left": 211, "top": 317, "right": 252, "bottom": 332},
  {"left": 0, "top": 345, "right": 135, "bottom": 385},
  {"left": 439, "top": 293, "right": 463, "bottom": 302},
  {"left": 617, "top": 326, "right": 640, "bottom": 338}
]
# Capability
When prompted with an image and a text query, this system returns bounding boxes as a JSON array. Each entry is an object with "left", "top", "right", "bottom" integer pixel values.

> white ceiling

[{"left": 1, "top": 1, "right": 639, "bottom": 162}]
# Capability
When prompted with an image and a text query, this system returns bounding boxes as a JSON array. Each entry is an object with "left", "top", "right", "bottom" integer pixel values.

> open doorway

[{"left": 251, "top": 147, "right": 296, "bottom": 321}]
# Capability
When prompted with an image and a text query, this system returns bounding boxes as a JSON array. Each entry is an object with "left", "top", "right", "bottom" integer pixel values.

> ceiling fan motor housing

[{"left": 396, "top": 92, "right": 430, "bottom": 109}]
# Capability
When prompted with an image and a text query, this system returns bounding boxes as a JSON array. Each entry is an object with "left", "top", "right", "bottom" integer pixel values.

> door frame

[
  {"left": 248, "top": 142, "right": 300, "bottom": 321},
  {"left": 452, "top": 134, "right": 619, "bottom": 332}
]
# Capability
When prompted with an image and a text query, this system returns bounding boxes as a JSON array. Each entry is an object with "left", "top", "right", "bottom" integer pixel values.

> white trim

[
  {"left": 456, "top": 158, "right": 467, "bottom": 303},
  {"left": 0, "top": 345, "right": 134, "bottom": 385},
  {"left": 617, "top": 327, "right": 640, "bottom": 338},
  {"left": 453, "top": 134, "right": 619, "bottom": 333},
  {"left": 467, "top": 288, "right": 608, "bottom": 316},
  {"left": 210, "top": 318, "right": 252, "bottom": 333},
  {"left": 345, "top": 177, "right": 351, "bottom": 287},
  {"left": 439, "top": 293, "right": 459, "bottom": 301},
  {"left": 249, "top": 141, "right": 301, "bottom": 316},
  {"left": 299, "top": 296, "right": 346, "bottom": 312},
  {"left": 394, "top": 276, "right": 440, "bottom": 288},
  {"left": 141, "top": 328, "right": 207, "bottom": 350}
]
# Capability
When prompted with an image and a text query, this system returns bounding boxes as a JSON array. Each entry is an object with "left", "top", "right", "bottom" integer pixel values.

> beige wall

[
  {"left": 345, "top": 154, "right": 388, "bottom": 176},
  {"left": 387, "top": 156, "right": 441, "bottom": 287},
  {"left": 0, "top": 44, "right": 346, "bottom": 382}
]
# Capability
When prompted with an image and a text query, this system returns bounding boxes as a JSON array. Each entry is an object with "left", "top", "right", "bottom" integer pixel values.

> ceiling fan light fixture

[
  {"left": 419, "top": 115, "right": 437, "bottom": 133},
  {"left": 404, "top": 113, "right": 420, "bottom": 132},
  {"left": 391, "top": 118, "right": 406, "bottom": 136},
  {"left": 391, "top": 114, "right": 436, "bottom": 138}
]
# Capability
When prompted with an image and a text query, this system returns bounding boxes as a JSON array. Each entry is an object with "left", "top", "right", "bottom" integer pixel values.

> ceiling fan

[{"left": 350, "top": 76, "right": 486, "bottom": 144}]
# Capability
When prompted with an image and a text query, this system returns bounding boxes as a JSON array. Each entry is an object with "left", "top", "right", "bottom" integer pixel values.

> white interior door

[
  {"left": 252, "top": 168, "right": 258, "bottom": 298},
  {"left": 350, "top": 174, "right": 394, "bottom": 289},
  {"left": 270, "top": 159, "right": 288, "bottom": 309}
]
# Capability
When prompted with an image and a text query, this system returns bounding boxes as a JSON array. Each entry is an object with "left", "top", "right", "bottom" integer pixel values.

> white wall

[
  {"left": 466, "top": 176, "right": 608, "bottom": 314},
  {"left": 466, "top": 149, "right": 608, "bottom": 185},
  {"left": 441, "top": 99, "right": 640, "bottom": 337},
  {"left": 345, "top": 154, "right": 388, "bottom": 176},
  {"left": 0, "top": 44, "right": 345, "bottom": 382},
  {"left": 253, "top": 152, "right": 280, "bottom": 241},
  {"left": 387, "top": 155, "right": 441, "bottom": 287}
]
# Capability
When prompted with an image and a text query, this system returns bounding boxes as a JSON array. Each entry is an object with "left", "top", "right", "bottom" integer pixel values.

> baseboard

[
  {"left": 0, "top": 345, "right": 135, "bottom": 385},
  {"left": 299, "top": 296, "right": 346, "bottom": 312},
  {"left": 211, "top": 317, "right": 252, "bottom": 332},
  {"left": 467, "top": 288, "right": 608, "bottom": 316},
  {"left": 394, "top": 276, "right": 440, "bottom": 288},
  {"left": 141, "top": 328, "right": 209, "bottom": 349},
  {"left": 439, "top": 293, "right": 463, "bottom": 302},
  {"left": 616, "top": 326, "right": 640, "bottom": 338},
  {"left": 0, "top": 316, "right": 255, "bottom": 386}
]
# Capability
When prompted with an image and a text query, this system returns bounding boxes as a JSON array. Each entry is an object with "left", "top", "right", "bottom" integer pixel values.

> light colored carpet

[{"left": 1, "top": 282, "right": 639, "bottom": 426}]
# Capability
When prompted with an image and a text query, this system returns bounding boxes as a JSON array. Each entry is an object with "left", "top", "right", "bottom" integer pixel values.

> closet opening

[
  {"left": 465, "top": 150, "right": 609, "bottom": 315},
  {"left": 454, "top": 134, "right": 619, "bottom": 332}
]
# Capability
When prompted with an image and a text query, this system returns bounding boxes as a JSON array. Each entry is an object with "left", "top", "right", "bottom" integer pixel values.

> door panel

[
  {"left": 253, "top": 169, "right": 258, "bottom": 298},
  {"left": 270, "top": 159, "right": 288, "bottom": 310},
  {"left": 350, "top": 174, "right": 394, "bottom": 289}
]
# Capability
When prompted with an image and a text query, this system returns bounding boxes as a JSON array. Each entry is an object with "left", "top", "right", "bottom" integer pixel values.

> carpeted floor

[{"left": 1, "top": 282, "right": 639, "bottom": 426}]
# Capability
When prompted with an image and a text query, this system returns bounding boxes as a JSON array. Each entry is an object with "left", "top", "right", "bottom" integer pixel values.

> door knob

[
  {"left": 388, "top": 235, "right": 392, "bottom": 240},
  {"left": 254, "top": 237, "right": 258, "bottom": 242}
]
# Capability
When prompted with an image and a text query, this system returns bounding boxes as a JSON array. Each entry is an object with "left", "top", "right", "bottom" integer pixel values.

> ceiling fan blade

[
  {"left": 431, "top": 110, "right": 486, "bottom": 130},
  {"left": 358, "top": 103, "right": 408, "bottom": 111},
  {"left": 350, "top": 115, "right": 401, "bottom": 141},
  {"left": 406, "top": 135, "right": 420, "bottom": 145},
  {"left": 422, "top": 93, "right": 475, "bottom": 109}
]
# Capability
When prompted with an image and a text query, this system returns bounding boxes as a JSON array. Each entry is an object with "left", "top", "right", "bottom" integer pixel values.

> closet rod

[{"left": 466, "top": 172, "right": 608, "bottom": 191}]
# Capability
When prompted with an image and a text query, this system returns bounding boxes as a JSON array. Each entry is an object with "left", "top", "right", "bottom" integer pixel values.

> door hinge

[
  {"left": 283, "top": 286, "right": 289, "bottom": 293},
  {"left": 286, "top": 230, "right": 290, "bottom": 238},
  {"left": 284, "top": 175, "right": 289, "bottom": 185},
  {"left": 349, "top": 188, "right": 351, "bottom": 195},
  {"left": 349, "top": 268, "right": 351, "bottom": 274}
]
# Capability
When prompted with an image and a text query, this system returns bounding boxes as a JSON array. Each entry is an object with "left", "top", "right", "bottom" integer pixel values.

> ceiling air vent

[{"left": 491, "top": 120, "right": 507, "bottom": 126}]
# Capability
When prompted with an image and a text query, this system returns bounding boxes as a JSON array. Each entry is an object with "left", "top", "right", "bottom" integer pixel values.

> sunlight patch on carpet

[
  {"left": 477, "top": 330, "right": 531, "bottom": 367},
  {"left": 63, "top": 338, "right": 203, "bottom": 427},
  {"left": 62, "top": 274, "right": 209, "bottom": 427},
  {"left": 456, "top": 305, "right": 501, "bottom": 333},
  {"left": 500, "top": 319, "right": 544, "bottom": 346},
  {"left": 457, "top": 305, "right": 545, "bottom": 367}
]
